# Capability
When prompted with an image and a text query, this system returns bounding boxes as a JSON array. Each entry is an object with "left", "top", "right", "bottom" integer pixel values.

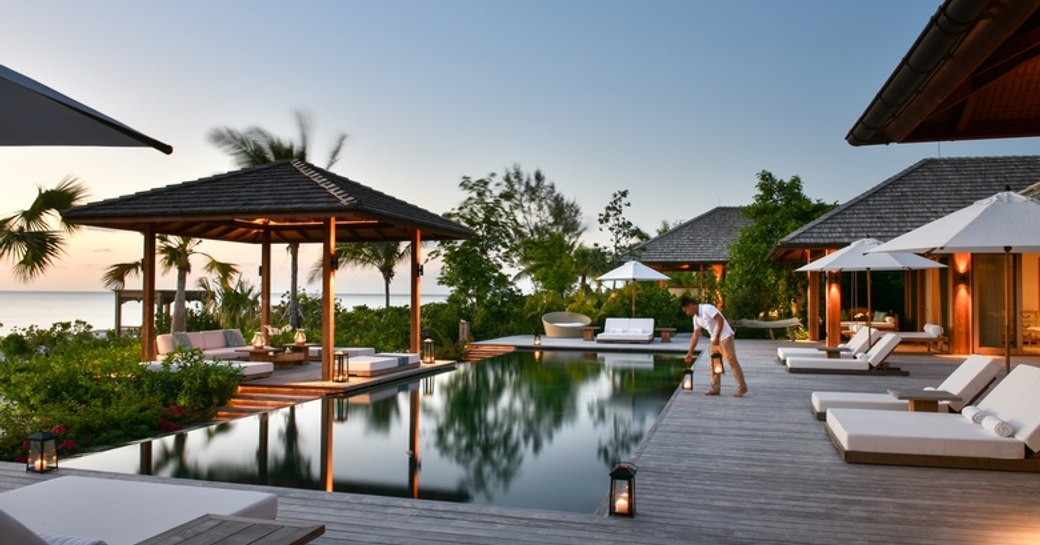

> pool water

[{"left": 66, "top": 350, "right": 686, "bottom": 512}]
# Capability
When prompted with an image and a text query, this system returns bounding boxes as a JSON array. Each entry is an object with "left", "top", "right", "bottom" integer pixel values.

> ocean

[{"left": 0, "top": 291, "right": 449, "bottom": 334}]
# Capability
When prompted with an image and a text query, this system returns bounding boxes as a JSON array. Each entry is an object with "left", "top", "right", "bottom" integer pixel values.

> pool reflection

[{"left": 67, "top": 351, "right": 685, "bottom": 512}]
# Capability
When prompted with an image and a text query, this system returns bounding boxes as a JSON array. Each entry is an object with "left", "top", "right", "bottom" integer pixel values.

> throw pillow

[
  {"left": 223, "top": 329, "right": 247, "bottom": 348},
  {"left": 170, "top": 332, "right": 193, "bottom": 350}
]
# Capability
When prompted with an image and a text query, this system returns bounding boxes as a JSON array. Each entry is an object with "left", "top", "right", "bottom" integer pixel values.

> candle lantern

[
  {"left": 533, "top": 334, "right": 542, "bottom": 346},
  {"left": 421, "top": 338, "right": 435, "bottom": 364},
  {"left": 251, "top": 331, "right": 265, "bottom": 349},
  {"left": 26, "top": 431, "right": 58, "bottom": 473},
  {"left": 608, "top": 462, "right": 637, "bottom": 517},
  {"left": 334, "top": 398, "right": 349, "bottom": 422},
  {"left": 681, "top": 368, "right": 694, "bottom": 391},
  {"left": 334, "top": 351, "right": 350, "bottom": 382},
  {"left": 293, "top": 329, "right": 307, "bottom": 345},
  {"left": 711, "top": 351, "right": 725, "bottom": 375}
]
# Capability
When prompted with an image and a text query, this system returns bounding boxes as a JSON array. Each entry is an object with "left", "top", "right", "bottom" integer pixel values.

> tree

[
  {"left": 197, "top": 273, "right": 260, "bottom": 332},
  {"left": 596, "top": 190, "right": 649, "bottom": 262},
  {"left": 0, "top": 177, "right": 87, "bottom": 281},
  {"left": 572, "top": 244, "right": 611, "bottom": 292},
  {"left": 309, "top": 241, "right": 408, "bottom": 308},
  {"left": 102, "top": 235, "right": 239, "bottom": 332},
  {"left": 722, "top": 170, "right": 835, "bottom": 321},
  {"left": 208, "top": 110, "right": 347, "bottom": 328},
  {"left": 499, "top": 164, "right": 584, "bottom": 249}
]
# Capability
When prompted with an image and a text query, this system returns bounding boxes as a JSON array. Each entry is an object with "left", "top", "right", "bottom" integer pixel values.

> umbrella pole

[
  {"left": 866, "top": 269, "right": 873, "bottom": 349},
  {"left": 631, "top": 282, "right": 636, "bottom": 318},
  {"left": 1004, "top": 248, "right": 1012, "bottom": 373}
]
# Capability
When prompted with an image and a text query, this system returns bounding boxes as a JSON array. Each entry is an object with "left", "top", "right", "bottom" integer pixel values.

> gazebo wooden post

[
  {"left": 807, "top": 250, "right": 821, "bottom": 342},
  {"left": 141, "top": 225, "right": 157, "bottom": 361},
  {"left": 113, "top": 291, "right": 123, "bottom": 338},
  {"left": 410, "top": 229, "right": 422, "bottom": 353},
  {"left": 321, "top": 218, "right": 336, "bottom": 381},
  {"left": 260, "top": 229, "right": 272, "bottom": 344},
  {"left": 826, "top": 270, "right": 842, "bottom": 348}
]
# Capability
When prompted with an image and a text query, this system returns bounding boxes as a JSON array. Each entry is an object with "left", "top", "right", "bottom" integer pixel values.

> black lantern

[
  {"left": 608, "top": 462, "right": 637, "bottom": 517},
  {"left": 681, "top": 368, "right": 694, "bottom": 391},
  {"left": 334, "top": 398, "right": 349, "bottom": 422},
  {"left": 711, "top": 351, "right": 725, "bottom": 375},
  {"left": 26, "top": 431, "right": 58, "bottom": 473},
  {"left": 533, "top": 334, "right": 542, "bottom": 346},
  {"left": 421, "top": 337, "right": 435, "bottom": 364},
  {"left": 334, "top": 351, "right": 350, "bottom": 382}
]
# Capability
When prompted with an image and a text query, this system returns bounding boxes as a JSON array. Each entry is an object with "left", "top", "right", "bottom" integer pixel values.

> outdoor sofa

[
  {"left": 0, "top": 476, "right": 277, "bottom": 545},
  {"left": 140, "top": 358, "right": 274, "bottom": 380},
  {"left": 595, "top": 318, "right": 655, "bottom": 343},
  {"left": 810, "top": 354, "right": 999, "bottom": 420},
  {"left": 786, "top": 333, "right": 906, "bottom": 375},
  {"left": 156, "top": 329, "right": 249, "bottom": 360},
  {"left": 776, "top": 326, "right": 880, "bottom": 362},
  {"left": 825, "top": 364, "right": 1040, "bottom": 471},
  {"left": 541, "top": 311, "right": 592, "bottom": 338}
]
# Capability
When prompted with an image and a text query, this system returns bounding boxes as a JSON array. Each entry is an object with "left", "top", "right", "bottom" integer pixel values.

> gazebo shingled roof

[
  {"left": 62, "top": 159, "right": 474, "bottom": 242},
  {"left": 772, "top": 156, "right": 1040, "bottom": 262},
  {"left": 631, "top": 206, "right": 750, "bottom": 269}
]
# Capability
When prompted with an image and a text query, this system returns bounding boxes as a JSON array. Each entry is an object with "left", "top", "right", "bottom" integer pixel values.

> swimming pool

[{"left": 66, "top": 350, "right": 685, "bottom": 512}]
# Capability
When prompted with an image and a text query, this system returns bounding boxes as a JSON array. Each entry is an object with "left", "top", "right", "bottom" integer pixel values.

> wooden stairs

[
  {"left": 461, "top": 344, "right": 516, "bottom": 362},
  {"left": 215, "top": 385, "right": 323, "bottom": 421}
]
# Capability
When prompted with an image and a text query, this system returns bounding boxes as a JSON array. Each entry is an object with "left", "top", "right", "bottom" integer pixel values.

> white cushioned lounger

[
  {"left": 810, "top": 355, "right": 999, "bottom": 419},
  {"left": 776, "top": 327, "right": 879, "bottom": 362},
  {"left": 349, "top": 354, "right": 420, "bottom": 377},
  {"left": 0, "top": 476, "right": 276, "bottom": 545},
  {"left": 787, "top": 333, "right": 901, "bottom": 373},
  {"left": 595, "top": 318, "right": 655, "bottom": 343}
]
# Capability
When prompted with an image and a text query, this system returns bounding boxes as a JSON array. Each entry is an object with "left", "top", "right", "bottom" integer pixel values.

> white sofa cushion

[
  {"left": 351, "top": 355, "right": 401, "bottom": 374},
  {"left": 787, "top": 357, "right": 869, "bottom": 371},
  {"left": 199, "top": 330, "right": 226, "bottom": 350},
  {"left": 811, "top": 391, "right": 910, "bottom": 415},
  {"left": 155, "top": 334, "right": 175, "bottom": 355}
]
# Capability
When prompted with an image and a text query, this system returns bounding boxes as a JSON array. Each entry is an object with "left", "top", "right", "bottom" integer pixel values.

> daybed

[
  {"left": 894, "top": 323, "right": 947, "bottom": 352},
  {"left": 156, "top": 329, "right": 249, "bottom": 360},
  {"left": 840, "top": 309, "right": 898, "bottom": 334},
  {"left": 349, "top": 352, "right": 421, "bottom": 377},
  {"left": 0, "top": 476, "right": 277, "bottom": 545},
  {"left": 141, "top": 358, "right": 274, "bottom": 380},
  {"left": 541, "top": 311, "right": 592, "bottom": 338},
  {"left": 810, "top": 354, "right": 999, "bottom": 420},
  {"left": 307, "top": 346, "right": 376, "bottom": 361},
  {"left": 595, "top": 318, "right": 655, "bottom": 343},
  {"left": 776, "top": 326, "right": 880, "bottom": 362},
  {"left": 786, "top": 333, "right": 906, "bottom": 375},
  {"left": 825, "top": 364, "right": 1040, "bottom": 471}
]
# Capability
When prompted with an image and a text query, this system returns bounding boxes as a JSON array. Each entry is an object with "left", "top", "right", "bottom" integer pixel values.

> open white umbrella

[
  {"left": 870, "top": 191, "right": 1040, "bottom": 371},
  {"left": 0, "top": 64, "right": 172, "bottom": 154},
  {"left": 598, "top": 260, "right": 669, "bottom": 317},
  {"left": 798, "top": 238, "right": 945, "bottom": 347}
]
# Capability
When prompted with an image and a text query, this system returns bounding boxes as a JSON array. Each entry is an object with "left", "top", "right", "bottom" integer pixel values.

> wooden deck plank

[{"left": 2, "top": 339, "right": 1039, "bottom": 544}]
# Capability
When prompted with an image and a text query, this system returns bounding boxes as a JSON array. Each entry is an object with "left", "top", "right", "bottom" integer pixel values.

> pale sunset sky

[{"left": 2, "top": 1, "right": 1038, "bottom": 294}]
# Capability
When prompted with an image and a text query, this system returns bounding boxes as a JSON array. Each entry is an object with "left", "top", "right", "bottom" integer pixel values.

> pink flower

[
  {"left": 50, "top": 424, "right": 67, "bottom": 435},
  {"left": 58, "top": 439, "right": 78, "bottom": 451},
  {"left": 159, "top": 419, "right": 183, "bottom": 433},
  {"left": 14, "top": 456, "right": 27, "bottom": 463}
]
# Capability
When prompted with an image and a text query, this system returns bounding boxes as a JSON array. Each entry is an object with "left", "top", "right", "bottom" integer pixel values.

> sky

[{"left": 2, "top": 0, "right": 1039, "bottom": 294}]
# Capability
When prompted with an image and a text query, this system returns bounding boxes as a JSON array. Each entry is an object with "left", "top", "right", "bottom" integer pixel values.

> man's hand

[{"left": 684, "top": 353, "right": 693, "bottom": 364}]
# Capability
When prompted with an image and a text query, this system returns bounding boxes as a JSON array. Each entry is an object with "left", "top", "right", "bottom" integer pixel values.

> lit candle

[
  {"left": 615, "top": 492, "right": 629, "bottom": 515},
  {"left": 34, "top": 459, "right": 45, "bottom": 472}
]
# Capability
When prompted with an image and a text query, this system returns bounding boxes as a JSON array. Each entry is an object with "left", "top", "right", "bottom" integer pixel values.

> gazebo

[{"left": 62, "top": 159, "right": 473, "bottom": 380}]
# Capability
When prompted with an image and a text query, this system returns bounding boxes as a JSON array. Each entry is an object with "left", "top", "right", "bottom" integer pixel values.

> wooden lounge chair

[
  {"left": 786, "top": 333, "right": 907, "bottom": 375},
  {"left": 825, "top": 364, "right": 1040, "bottom": 472},
  {"left": 894, "top": 323, "right": 947, "bottom": 352},
  {"left": 776, "top": 326, "right": 880, "bottom": 363},
  {"left": 809, "top": 354, "right": 1000, "bottom": 420}
]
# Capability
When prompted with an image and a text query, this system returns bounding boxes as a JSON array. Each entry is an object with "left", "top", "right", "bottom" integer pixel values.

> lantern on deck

[
  {"left": 334, "top": 351, "right": 350, "bottom": 383},
  {"left": 711, "top": 351, "right": 725, "bottom": 375},
  {"left": 251, "top": 331, "right": 265, "bottom": 349},
  {"left": 421, "top": 338, "right": 435, "bottom": 364},
  {"left": 681, "top": 368, "right": 694, "bottom": 391},
  {"left": 26, "top": 431, "right": 58, "bottom": 473},
  {"left": 293, "top": 329, "right": 307, "bottom": 345},
  {"left": 608, "top": 462, "right": 637, "bottom": 517}
]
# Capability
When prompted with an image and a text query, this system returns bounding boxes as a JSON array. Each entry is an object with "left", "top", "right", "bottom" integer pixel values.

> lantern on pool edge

[
  {"left": 711, "top": 351, "right": 725, "bottom": 375},
  {"left": 334, "top": 351, "right": 350, "bottom": 383},
  {"left": 533, "top": 334, "right": 542, "bottom": 346},
  {"left": 26, "top": 431, "right": 58, "bottom": 473},
  {"left": 293, "top": 329, "right": 307, "bottom": 345},
  {"left": 421, "top": 337, "right": 435, "bottom": 364},
  {"left": 681, "top": 368, "right": 694, "bottom": 391},
  {"left": 251, "top": 331, "right": 265, "bottom": 349},
  {"left": 608, "top": 462, "right": 637, "bottom": 517}
]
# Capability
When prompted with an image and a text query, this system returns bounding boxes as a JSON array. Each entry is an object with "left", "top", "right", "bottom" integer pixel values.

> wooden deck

[{"left": 4, "top": 339, "right": 1040, "bottom": 544}]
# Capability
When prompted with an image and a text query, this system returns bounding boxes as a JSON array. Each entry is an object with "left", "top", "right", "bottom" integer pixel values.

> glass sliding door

[{"left": 974, "top": 254, "right": 1017, "bottom": 353}]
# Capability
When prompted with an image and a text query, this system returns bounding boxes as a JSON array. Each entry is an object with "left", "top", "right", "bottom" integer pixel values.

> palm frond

[
  {"left": 325, "top": 132, "right": 347, "bottom": 169},
  {"left": 1, "top": 229, "right": 62, "bottom": 282},
  {"left": 101, "top": 260, "right": 144, "bottom": 290}
]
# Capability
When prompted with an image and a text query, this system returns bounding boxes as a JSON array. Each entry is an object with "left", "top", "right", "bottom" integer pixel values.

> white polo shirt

[{"left": 694, "top": 304, "right": 734, "bottom": 342}]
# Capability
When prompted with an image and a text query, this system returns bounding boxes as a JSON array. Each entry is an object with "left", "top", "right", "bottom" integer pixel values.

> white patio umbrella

[
  {"left": 598, "top": 260, "right": 669, "bottom": 317},
  {"left": 0, "top": 64, "right": 172, "bottom": 154},
  {"left": 870, "top": 191, "right": 1040, "bottom": 371},
  {"left": 798, "top": 238, "right": 945, "bottom": 347}
]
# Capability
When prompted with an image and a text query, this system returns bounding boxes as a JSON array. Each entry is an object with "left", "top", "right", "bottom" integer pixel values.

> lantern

[
  {"left": 334, "top": 351, "right": 350, "bottom": 383},
  {"left": 608, "top": 462, "right": 637, "bottom": 517},
  {"left": 681, "top": 368, "right": 694, "bottom": 391},
  {"left": 293, "top": 329, "right": 307, "bottom": 345},
  {"left": 421, "top": 338, "right": 435, "bottom": 364},
  {"left": 26, "top": 431, "right": 58, "bottom": 473},
  {"left": 251, "top": 331, "right": 265, "bottom": 349},
  {"left": 711, "top": 351, "right": 725, "bottom": 375},
  {"left": 533, "top": 334, "right": 542, "bottom": 346},
  {"left": 422, "top": 376, "right": 435, "bottom": 397},
  {"left": 334, "top": 398, "right": 349, "bottom": 422}
]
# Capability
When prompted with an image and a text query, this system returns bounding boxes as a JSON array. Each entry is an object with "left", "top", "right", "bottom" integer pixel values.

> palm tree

[
  {"left": 309, "top": 242, "right": 408, "bottom": 308},
  {"left": 208, "top": 110, "right": 347, "bottom": 329},
  {"left": 197, "top": 273, "right": 260, "bottom": 333},
  {"left": 102, "top": 235, "right": 238, "bottom": 332},
  {"left": 0, "top": 177, "right": 87, "bottom": 281}
]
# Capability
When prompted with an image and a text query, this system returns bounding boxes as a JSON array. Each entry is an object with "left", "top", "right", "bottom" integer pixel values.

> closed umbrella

[
  {"left": 871, "top": 191, "right": 1040, "bottom": 371},
  {"left": 798, "top": 238, "right": 945, "bottom": 347},
  {"left": 0, "top": 64, "right": 172, "bottom": 154},
  {"left": 598, "top": 260, "right": 669, "bottom": 317}
]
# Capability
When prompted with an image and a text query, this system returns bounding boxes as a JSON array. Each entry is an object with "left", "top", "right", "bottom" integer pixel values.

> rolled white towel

[
  {"left": 961, "top": 405, "right": 987, "bottom": 424},
  {"left": 922, "top": 386, "right": 937, "bottom": 391},
  {"left": 980, "top": 415, "right": 1014, "bottom": 438}
]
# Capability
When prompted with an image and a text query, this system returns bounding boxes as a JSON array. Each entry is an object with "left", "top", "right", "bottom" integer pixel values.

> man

[{"left": 682, "top": 296, "right": 748, "bottom": 397}]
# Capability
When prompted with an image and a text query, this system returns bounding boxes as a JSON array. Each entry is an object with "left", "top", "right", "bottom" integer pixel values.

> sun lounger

[
  {"left": 776, "top": 326, "right": 879, "bottom": 362},
  {"left": 0, "top": 476, "right": 277, "bottom": 545},
  {"left": 786, "top": 333, "right": 906, "bottom": 375},
  {"left": 595, "top": 318, "right": 655, "bottom": 343},
  {"left": 810, "top": 354, "right": 999, "bottom": 419},
  {"left": 894, "top": 323, "right": 947, "bottom": 352},
  {"left": 825, "top": 364, "right": 1040, "bottom": 471}
]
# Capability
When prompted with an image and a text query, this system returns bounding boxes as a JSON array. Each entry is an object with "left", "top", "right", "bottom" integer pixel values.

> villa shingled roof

[
  {"left": 772, "top": 156, "right": 1040, "bottom": 261},
  {"left": 630, "top": 206, "right": 751, "bottom": 268},
  {"left": 62, "top": 159, "right": 474, "bottom": 243}
]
